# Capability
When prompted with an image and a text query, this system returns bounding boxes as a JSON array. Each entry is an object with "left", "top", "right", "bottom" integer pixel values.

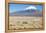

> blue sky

[{"left": 9, "top": 4, "right": 43, "bottom": 13}]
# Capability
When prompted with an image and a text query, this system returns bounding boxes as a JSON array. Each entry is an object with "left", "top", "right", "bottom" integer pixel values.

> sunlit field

[{"left": 9, "top": 16, "right": 43, "bottom": 30}]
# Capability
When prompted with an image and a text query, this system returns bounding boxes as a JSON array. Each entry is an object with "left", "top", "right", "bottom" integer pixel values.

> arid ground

[{"left": 9, "top": 16, "right": 43, "bottom": 30}]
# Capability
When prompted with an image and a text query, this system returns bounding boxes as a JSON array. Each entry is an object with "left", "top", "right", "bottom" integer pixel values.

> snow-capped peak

[{"left": 25, "top": 6, "right": 37, "bottom": 10}]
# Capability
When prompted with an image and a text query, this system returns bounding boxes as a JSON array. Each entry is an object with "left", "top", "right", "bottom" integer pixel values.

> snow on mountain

[{"left": 25, "top": 6, "right": 37, "bottom": 10}]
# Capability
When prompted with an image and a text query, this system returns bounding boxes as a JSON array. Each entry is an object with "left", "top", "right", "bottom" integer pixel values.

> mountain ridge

[{"left": 9, "top": 9, "right": 42, "bottom": 16}]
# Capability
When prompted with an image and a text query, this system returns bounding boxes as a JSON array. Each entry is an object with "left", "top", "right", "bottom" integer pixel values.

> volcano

[{"left": 9, "top": 9, "right": 42, "bottom": 16}]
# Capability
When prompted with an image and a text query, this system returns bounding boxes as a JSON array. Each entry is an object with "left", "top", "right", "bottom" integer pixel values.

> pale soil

[{"left": 9, "top": 16, "right": 43, "bottom": 30}]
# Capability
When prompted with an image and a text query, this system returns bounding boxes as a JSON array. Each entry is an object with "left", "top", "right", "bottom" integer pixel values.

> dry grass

[{"left": 9, "top": 16, "right": 43, "bottom": 30}]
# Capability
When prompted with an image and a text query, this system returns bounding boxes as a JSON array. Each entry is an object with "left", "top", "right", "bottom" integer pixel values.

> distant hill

[{"left": 9, "top": 9, "right": 42, "bottom": 16}]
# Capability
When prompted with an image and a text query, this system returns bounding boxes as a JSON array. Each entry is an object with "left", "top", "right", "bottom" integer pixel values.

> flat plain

[{"left": 9, "top": 16, "right": 43, "bottom": 30}]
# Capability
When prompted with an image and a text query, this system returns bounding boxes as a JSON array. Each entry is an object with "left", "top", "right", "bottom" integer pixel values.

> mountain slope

[{"left": 9, "top": 9, "right": 42, "bottom": 16}]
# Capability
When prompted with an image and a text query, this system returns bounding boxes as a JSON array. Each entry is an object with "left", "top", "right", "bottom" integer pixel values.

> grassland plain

[{"left": 9, "top": 16, "right": 43, "bottom": 30}]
